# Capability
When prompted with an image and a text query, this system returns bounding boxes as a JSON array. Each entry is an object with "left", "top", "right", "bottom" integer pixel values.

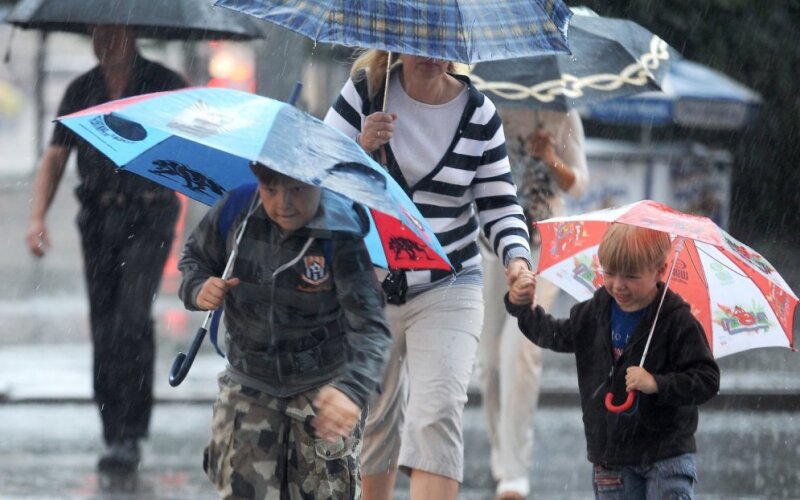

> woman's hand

[
  {"left": 359, "top": 111, "right": 397, "bottom": 153},
  {"left": 312, "top": 386, "right": 361, "bottom": 442},
  {"left": 195, "top": 276, "right": 240, "bottom": 310}
]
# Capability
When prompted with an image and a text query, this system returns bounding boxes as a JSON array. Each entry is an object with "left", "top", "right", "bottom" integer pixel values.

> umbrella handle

[
  {"left": 287, "top": 81, "right": 303, "bottom": 106},
  {"left": 605, "top": 390, "right": 637, "bottom": 413},
  {"left": 168, "top": 325, "right": 208, "bottom": 387}
]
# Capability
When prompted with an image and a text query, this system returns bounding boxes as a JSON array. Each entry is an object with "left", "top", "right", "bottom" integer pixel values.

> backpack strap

[{"left": 209, "top": 183, "right": 258, "bottom": 357}]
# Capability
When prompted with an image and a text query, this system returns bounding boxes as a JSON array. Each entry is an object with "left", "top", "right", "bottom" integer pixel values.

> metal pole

[{"left": 34, "top": 31, "right": 48, "bottom": 161}]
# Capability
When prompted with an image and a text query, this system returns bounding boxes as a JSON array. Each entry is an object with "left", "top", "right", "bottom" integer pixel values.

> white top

[{"left": 385, "top": 71, "right": 469, "bottom": 186}]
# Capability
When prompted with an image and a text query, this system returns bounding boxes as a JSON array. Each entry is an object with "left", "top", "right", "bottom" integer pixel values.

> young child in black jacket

[{"left": 506, "top": 223, "right": 720, "bottom": 499}]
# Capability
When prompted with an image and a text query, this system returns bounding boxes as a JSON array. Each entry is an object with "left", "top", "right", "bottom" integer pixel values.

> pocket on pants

[
  {"left": 293, "top": 431, "right": 361, "bottom": 499},
  {"left": 593, "top": 464, "right": 624, "bottom": 495},
  {"left": 205, "top": 400, "right": 236, "bottom": 491}
]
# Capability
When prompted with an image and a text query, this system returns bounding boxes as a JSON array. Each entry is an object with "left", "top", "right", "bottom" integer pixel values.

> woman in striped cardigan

[{"left": 324, "top": 50, "right": 532, "bottom": 500}]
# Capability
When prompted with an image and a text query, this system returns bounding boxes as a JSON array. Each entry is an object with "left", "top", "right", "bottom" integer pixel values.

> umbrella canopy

[
  {"left": 581, "top": 59, "right": 762, "bottom": 130},
  {"left": 535, "top": 200, "right": 797, "bottom": 359},
  {"left": 6, "top": 0, "right": 265, "bottom": 40},
  {"left": 214, "top": 0, "right": 572, "bottom": 64},
  {"left": 55, "top": 86, "right": 452, "bottom": 272},
  {"left": 470, "top": 13, "right": 674, "bottom": 111}
]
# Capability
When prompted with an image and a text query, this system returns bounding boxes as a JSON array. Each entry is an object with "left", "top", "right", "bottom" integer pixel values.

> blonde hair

[
  {"left": 350, "top": 50, "right": 463, "bottom": 99},
  {"left": 598, "top": 224, "right": 671, "bottom": 274}
]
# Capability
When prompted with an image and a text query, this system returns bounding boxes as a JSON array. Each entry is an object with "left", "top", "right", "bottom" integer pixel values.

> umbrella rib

[{"left": 695, "top": 244, "right": 750, "bottom": 279}]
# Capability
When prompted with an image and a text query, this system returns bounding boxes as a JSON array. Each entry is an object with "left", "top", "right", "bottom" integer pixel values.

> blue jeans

[{"left": 593, "top": 453, "right": 697, "bottom": 500}]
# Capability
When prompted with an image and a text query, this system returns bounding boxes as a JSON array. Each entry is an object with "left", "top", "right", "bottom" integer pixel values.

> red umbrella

[{"left": 534, "top": 200, "right": 797, "bottom": 411}]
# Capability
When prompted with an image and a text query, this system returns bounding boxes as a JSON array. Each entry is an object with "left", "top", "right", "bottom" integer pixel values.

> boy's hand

[
  {"left": 312, "top": 386, "right": 361, "bottom": 443},
  {"left": 508, "top": 270, "right": 537, "bottom": 306},
  {"left": 196, "top": 277, "right": 240, "bottom": 310},
  {"left": 625, "top": 366, "right": 658, "bottom": 394}
]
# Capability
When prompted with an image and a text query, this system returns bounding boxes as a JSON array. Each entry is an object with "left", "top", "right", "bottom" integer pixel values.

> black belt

[{"left": 95, "top": 190, "right": 175, "bottom": 208}]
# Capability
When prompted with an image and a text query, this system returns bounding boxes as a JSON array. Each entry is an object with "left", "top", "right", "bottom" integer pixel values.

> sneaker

[{"left": 98, "top": 438, "right": 141, "bottom": 472}]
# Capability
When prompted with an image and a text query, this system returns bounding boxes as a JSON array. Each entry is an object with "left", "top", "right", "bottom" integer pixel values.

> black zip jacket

[{"left": 505, "top": 284, "right": 720, "bottom": 465}]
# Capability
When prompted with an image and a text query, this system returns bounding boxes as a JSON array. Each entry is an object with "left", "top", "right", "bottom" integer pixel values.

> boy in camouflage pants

[{"left": 179, "top": 163, "right": 391, "bottom": 499}]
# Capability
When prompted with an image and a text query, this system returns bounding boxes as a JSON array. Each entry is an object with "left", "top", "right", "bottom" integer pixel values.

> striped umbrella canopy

[{"left": 214, "top": 0, "right": 572, "bottom": 64}]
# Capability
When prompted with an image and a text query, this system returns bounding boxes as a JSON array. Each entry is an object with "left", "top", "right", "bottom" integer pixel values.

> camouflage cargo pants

[{"left": 204, "top": 373, "right": 363, "bottom": 500}]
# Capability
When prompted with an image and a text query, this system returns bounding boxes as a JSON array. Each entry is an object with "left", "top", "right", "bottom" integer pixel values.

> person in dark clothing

[
  {"left": 178, "top": 163, "right": 391, "bottom": 498},
  {"left": 24, "top": 25, "right": 187, "bottom": 472},
  {"left": 506, "top": 224, "right": 720, "bottom": 499}
]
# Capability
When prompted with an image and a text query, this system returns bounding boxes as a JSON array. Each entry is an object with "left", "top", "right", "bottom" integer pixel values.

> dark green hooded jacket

[{"left": 179, "top": 185, "right": 390, "bottom": 408}]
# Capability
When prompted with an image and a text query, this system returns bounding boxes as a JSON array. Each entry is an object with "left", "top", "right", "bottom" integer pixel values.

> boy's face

[
  {"left": 602, "top": 263, "right": 666, "bottom": 312},
  {"left": 258, "top": 178, "right": 321, "bottom": 233}
]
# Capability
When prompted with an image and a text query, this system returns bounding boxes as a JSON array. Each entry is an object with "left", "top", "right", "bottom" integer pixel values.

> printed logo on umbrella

[
  {"left": 715, "top": 304, "right": 771, "bottom": 335},
  {"left": 571, "top": 254, "right": 602, "bottom": 294},
  {"left": 149, "top": 159, "right": 226, "bottom": 199},
  {"left": 90, "top": 114, "right": 148, "bottom": 143},
  {"left": 550, "top": 221, "right": 586, "bottom": 256},
  {"left": 168, "top": 99, "right": 245, "bottom": 138},
  {"left": 724, "top": 236, "right": 774, "bottom": 275},
  {"left": 388, "top": 237, "right": 438, "bottom": 264}
]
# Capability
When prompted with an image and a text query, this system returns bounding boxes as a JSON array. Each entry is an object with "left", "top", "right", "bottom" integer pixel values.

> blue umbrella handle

[
  {"left": 169, "top": 193, "right": 258, "bottom": 387},
  {"left": 287, "top": 81, "right": 303, "bottom": 106},
  {"left": 168, "top": 325, "right": 208, "bottom": 387}
]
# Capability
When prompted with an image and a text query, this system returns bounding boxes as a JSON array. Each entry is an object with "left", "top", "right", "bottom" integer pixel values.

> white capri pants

[{"left": 359, "top": 284, "right": 483, "bottom": 482}]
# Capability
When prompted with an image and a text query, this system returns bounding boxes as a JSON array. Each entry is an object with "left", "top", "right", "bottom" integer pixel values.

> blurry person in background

[
  {"left": 478, "top": 107, "right": 588, "bottom": 499},
  {"left": 24, "top": 24, "right": 187, "bottom": 473}
]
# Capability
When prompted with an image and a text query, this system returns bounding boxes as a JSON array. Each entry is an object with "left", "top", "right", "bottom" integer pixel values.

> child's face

[
  {"left": 258, "top": 178, "right": 321, "bottom": 233},
  {"left": 602, "top": 263, "right": 665, "bottom": 312}
]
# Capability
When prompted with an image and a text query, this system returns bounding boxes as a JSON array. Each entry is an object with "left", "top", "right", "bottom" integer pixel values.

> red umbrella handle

[{"left": 605, "top": 391, "right": 637, "bottom": 413}]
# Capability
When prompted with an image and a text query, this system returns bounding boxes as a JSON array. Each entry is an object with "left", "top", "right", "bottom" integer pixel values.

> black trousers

[{"left": 78, "top": 198, "right": 179, "bottom": 444}]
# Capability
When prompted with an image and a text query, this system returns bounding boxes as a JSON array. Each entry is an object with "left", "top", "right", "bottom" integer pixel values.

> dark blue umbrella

[
  {"left": 214, "top": 0, "right": 572, "bottom": 64},
  {"left": 6, "top": 0, "right": 265, "bottom": 40},
  {"left": 470, "top": 13, "right": 675, "bottom": 111},
  {"left": 581, "top": 59, "right": 762, "bottom": 130}
]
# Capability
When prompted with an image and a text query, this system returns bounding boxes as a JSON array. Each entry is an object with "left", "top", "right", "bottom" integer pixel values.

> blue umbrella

[
  {"left": 581, "top": 59, "right": 762, "bottom": 130},
  {"left": 214, "top": 0, "right": 572, "bottom": 64},
  {"left": 56, "top": 86, "right": 451, "bottom": 271},
  {"left": 57, "top": 86, "right": 454, "bottom": 385}
]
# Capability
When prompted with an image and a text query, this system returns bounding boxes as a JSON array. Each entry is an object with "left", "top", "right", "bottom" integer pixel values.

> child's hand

[
  {"left": 195, "top": 277, "right": 240, "bottom": 310},
  {"left": 312, "top": 386, "right": 361, "bottom": 443},
  {"left": 625, "top": 366, "right": 658, "bottom": 394},
  {"left": 508, "top": 270, "right": 537, "bottom": 306}
]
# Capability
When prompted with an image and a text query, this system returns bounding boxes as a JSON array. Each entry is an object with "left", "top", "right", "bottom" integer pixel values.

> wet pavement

[{"left": 1, "top": 174, "right": 799, "bottom": 499}]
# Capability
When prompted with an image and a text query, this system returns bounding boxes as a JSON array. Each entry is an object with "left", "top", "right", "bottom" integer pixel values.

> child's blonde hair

[{"left": 598, "top": 224, "right": 671, "bottom": 274}]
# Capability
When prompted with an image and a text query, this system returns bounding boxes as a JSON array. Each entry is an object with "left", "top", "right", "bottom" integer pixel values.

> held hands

[
  {"left": 195, "top": 276, "right": 240, "bottom": 310},
  {"left": 625, "top": 366, "right": 658, "bottom": 394},
  {"left": 507, "top": 261, "right": 537, "bottom": 307},
  {"left": 359, "top": 112, "right": 397, "bottom": 153},
  {"left": 25, "top": 219, "right": 50, "bottom": 258},
  {"left": 312, "top": 385, "right": 361, "bottom": 442}
]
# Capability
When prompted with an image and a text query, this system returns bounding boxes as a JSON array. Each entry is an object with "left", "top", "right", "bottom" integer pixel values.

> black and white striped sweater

[{"left": 324, "top": 72, "right": 531, "bottom": 288}]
